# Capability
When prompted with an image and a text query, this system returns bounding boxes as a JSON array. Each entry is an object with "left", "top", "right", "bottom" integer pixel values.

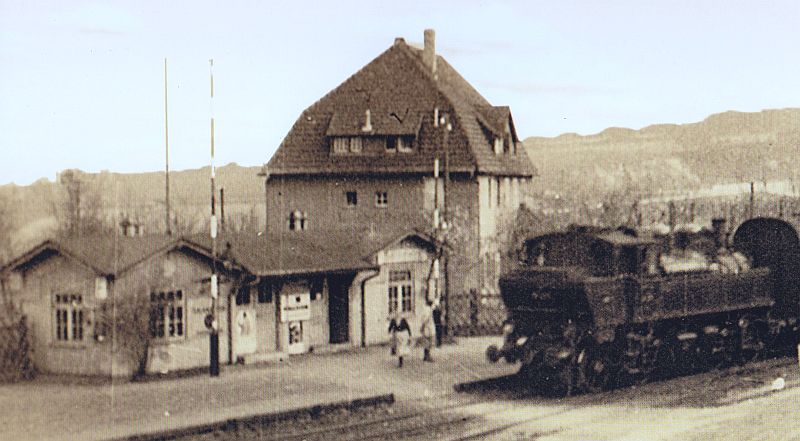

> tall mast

[
  {"left": 208, "top": 58, "right": 220, "bottom": 377},
  {"left": 164, "top": 58, "right": 172, "bottom": 235}
]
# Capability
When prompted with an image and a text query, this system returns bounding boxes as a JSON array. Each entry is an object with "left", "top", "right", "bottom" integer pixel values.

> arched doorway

[{"left": 732, "top": 217, "right": 800, "bottom": 318}]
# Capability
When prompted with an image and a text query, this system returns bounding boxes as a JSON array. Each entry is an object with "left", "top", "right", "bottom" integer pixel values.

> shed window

[
  {"left": 236, "top": 286, "right": 251, "bottom": 305},
  {"left": 149, "top": 290, "right": 185, "bottom": 340},
  {"left": 54, "top": 294, "right": 84, "bottom": 342},
  {"left": 388, "top": 270, "right": 413, "bottom": 314},
  {"left": 257, "top": 281, "right": 272, "bottom": 303}
]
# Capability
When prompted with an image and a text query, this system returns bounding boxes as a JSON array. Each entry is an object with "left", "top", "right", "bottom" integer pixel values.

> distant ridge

[{"left": 523, "top": 108, "right": 800, "bottom": 199}]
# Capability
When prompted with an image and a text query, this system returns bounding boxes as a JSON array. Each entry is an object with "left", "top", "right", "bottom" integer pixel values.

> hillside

[
  {"left": 524, "top": 108, "right": 800, "bottom": 201},
  {"left": 0, "top": 163, "right": 266, "bottom": 254},
  {"left": 2, "top": 108, "right": 799, "bottom": 256}
]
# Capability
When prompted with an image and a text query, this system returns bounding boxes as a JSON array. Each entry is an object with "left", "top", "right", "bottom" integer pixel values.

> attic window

[
  {"left": 332, "top": 137, "right": 362, "bottom": 154},
  {"left": 386, "top": 136, "right": 414, "bottom": 153},
  {"left": 493, "top": 138, "right": 503, "bottom": 155}
]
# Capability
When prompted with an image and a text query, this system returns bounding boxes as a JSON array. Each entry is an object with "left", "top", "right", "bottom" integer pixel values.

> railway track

[{"left": 246, "top": 396, "right": 570, "bottom": 441}]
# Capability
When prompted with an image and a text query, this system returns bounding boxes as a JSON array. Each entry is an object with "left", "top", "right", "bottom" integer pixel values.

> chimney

[
  {"left": 362, "top": 109, "right": 373, "bottom": 132},
  {"left": 423, "top": 29, "right": 437, "bottom": 76}
]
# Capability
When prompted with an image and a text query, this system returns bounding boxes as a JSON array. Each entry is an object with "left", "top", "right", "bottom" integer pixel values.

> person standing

[
  {"left": 394, "top": 317, "right": 411, "bottom": 367},
  {"left": 387, "top": 315, "right": 399, "bottom": 355},
  {"left": 432, "top": 304, "right": 443, "bottom": 347},
  {"left": 420, "top": 301, "right": 437, "bottom": 362}
]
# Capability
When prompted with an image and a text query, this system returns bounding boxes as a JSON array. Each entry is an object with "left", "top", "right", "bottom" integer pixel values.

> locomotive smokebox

[{"left": 711, "top": 218, "right": 727, "bottom": 249}]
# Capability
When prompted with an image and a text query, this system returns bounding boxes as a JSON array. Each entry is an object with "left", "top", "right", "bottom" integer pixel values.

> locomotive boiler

[{"left": 486, "top": 218, "right": 800, "bottom": 396}]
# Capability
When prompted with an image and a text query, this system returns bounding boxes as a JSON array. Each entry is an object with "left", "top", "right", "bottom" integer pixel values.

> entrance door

[{"left": 328, "top": 274, "right": 354, "bottom": 344}]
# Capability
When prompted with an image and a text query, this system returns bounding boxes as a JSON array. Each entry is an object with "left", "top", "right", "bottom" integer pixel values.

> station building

[
  {"left": 2, "top": 229, "right": 438, "bottom": 378},
  {"left": 262, "top": 29, "right": 536, "bottom": 335}
]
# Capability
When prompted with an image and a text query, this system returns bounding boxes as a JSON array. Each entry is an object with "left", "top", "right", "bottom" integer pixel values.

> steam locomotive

[{"left": 486, "top": 217, "right": 800, "bottom": 396}]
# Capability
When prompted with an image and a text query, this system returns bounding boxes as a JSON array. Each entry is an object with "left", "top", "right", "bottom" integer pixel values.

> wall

[
  {"left": 265, "top": 176, "right": 426, "bottom": 238},
  {"left": 112, "top": 249, "right": 233, "bottom": 375},
  {"left": 362, "top": 240, "right": 433, "bottom": 345},
  {"left": 18, "top": 255, "right": 117, "bottom": 376},
  {"left": 16, "top": 249, "right": 235, "bottom": 378},
  {"left": 274, "top": 278, "right": 329, "bottom": 353}
]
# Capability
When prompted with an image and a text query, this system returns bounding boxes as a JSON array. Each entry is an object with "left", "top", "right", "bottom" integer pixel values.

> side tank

[{"left": 488, "top": 221, "right": 780, "bottom": 396}]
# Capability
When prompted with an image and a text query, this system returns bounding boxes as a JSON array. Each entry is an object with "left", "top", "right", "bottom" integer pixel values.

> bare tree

[
  {"left": 95, "top": 282, "right": 152, "bottom": 380},
  {"left": 54, "top": 169, "right": 114, "bottom": 236},
  {"left": 0, "top": 277, "right": 34, "bottom": 382}
]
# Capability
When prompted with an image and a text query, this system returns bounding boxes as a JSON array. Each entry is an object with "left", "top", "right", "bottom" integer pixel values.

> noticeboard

[{"left": 281, "top": 292, "right": 311, "bottom": 322}]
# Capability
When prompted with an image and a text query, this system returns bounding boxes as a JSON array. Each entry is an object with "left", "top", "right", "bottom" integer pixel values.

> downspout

[{"left": 360, "top": 270, "right": 380, "bottom": 348}]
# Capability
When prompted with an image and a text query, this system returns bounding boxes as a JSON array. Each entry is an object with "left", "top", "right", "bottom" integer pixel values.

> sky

[{"left": 1, "top": 0, "right": 798, "bottom": 186}]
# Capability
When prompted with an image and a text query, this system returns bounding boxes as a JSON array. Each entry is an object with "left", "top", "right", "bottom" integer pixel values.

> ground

[{"left": 1, "top": 337, "right": 799, "bottom": 440}]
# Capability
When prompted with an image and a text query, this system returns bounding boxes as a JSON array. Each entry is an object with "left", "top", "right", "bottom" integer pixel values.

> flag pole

[
  {"left": 164, "top": 58, "right": 172, "bottom": 235},
  {"left": 208, "top": 58, "right": 220, "bottom": 377}
]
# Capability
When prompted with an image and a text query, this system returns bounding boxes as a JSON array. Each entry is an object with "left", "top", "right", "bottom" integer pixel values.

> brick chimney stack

[{"left": 423, "top": 29, "right": 437, "bottom": 76}]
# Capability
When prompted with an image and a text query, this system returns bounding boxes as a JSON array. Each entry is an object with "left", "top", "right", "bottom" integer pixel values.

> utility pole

[{"left": 208, "top": 59, "right": 220, "bottom": 377}]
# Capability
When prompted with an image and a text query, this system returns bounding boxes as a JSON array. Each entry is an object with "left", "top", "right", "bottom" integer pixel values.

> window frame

[
  {"left": 388, "top": 270, "right": 413, "bottom": 315},
  {"left": 288, "top": 210, "right": 308, "bottom": 231},
  {"left": 53, "top": 293, "right": 85, "bottom": 345},
  {"left": 375, "top": 191, "right": 388, "bottom": 208},
  {"left": 149, "top": 289, "right": 186, "bottom": 342},
  {"left": 397, "top": 136, "right": 414, "bottom": 153},
  {"left": 346, "top": 191, "right": 358, "bottom": 207}
]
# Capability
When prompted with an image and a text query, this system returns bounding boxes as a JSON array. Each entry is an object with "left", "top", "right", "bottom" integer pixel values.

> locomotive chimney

[{"left": 712, "top": 218, "right": 727, "bottom": 249}]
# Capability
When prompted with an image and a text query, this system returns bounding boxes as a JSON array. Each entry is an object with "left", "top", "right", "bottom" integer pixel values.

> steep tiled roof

[{"left": 264, "top": 36, "right": 536, "bottom": 178}]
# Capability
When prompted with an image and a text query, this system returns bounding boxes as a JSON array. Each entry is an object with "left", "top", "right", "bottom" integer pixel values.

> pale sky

[{"left": 1, "top": 0, "right": 798, "bottom": 186}]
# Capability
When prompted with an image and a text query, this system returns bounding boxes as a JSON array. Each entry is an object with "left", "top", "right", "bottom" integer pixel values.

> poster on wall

[
  {"left": 234, "top": 310, "right": 257, "bottom": 355},
  {"left": 280, "top": 293, "right": 311, "bottom": 322}
]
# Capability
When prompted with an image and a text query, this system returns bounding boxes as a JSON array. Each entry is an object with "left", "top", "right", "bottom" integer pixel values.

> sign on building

[{"left": 280, "top": 293, "right": 311, "bottom": 322}]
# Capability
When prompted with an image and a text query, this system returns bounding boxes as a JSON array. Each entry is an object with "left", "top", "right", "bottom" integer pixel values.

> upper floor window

[
  {"left": 332, "top": 137, "right": 363, "bottom": 154},
  {"left": 149, "top": 290, "right": 184, "bottom": 340},
  {"left": 386, "top": 136, "right": 414, "bottom": 153},
  {"left": 346, "top": 191, "right": 358, "bottom": 207},
  {"left": 493, "top": 138, "right": 503, "bottom": 155},
  {"left": 54, "top": 294, "right": 84, "bottom": 343},
  {"left": 375, "top": 192, "right": 388, "bottom": 208},
  {"left": 288, "top": 210, "right": 308, "bottom": 231}
]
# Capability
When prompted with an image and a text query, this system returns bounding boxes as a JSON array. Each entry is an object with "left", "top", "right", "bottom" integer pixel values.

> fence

[{"left": 447, "top": 290, "right": 506, "bottom": 336}]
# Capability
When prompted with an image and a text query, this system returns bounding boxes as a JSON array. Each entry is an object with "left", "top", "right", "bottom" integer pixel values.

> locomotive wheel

[
  {"left": 577, "top": 344, "right": 619, "bottom": 393},
  {"left": 542, "top": 361, "right": 575, "bottom": 397},
  {"left": 737, "top": 317, "right": 767, "bottom": 364}
]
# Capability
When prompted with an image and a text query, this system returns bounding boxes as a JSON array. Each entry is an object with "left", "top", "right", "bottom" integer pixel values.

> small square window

[
  {"left": 349, "top": 137, "right": 363, "bottom": 153},
  {"left": 257, "top": 281, "right": 272, "bottom": 303},
  {"left": 288, "top": 210, "right": 308, "bottom": 231},
  {"left": 332, "top": 137, "right": 348, "bottom": 154},
  {"left": 346, "top": 191, "right": 358, "bottom": 206},
  {"left": 398, "top": 136, "right": 414, "bottom": 153},
  {"left": 386, "top": 136, "right": 397, "bottom": 152},
  {"left": 236, "top": 286, "right": 251, "bottom": 305},
  {"left": 375, "top": 192, "right": 388, "bottom": 208}
]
